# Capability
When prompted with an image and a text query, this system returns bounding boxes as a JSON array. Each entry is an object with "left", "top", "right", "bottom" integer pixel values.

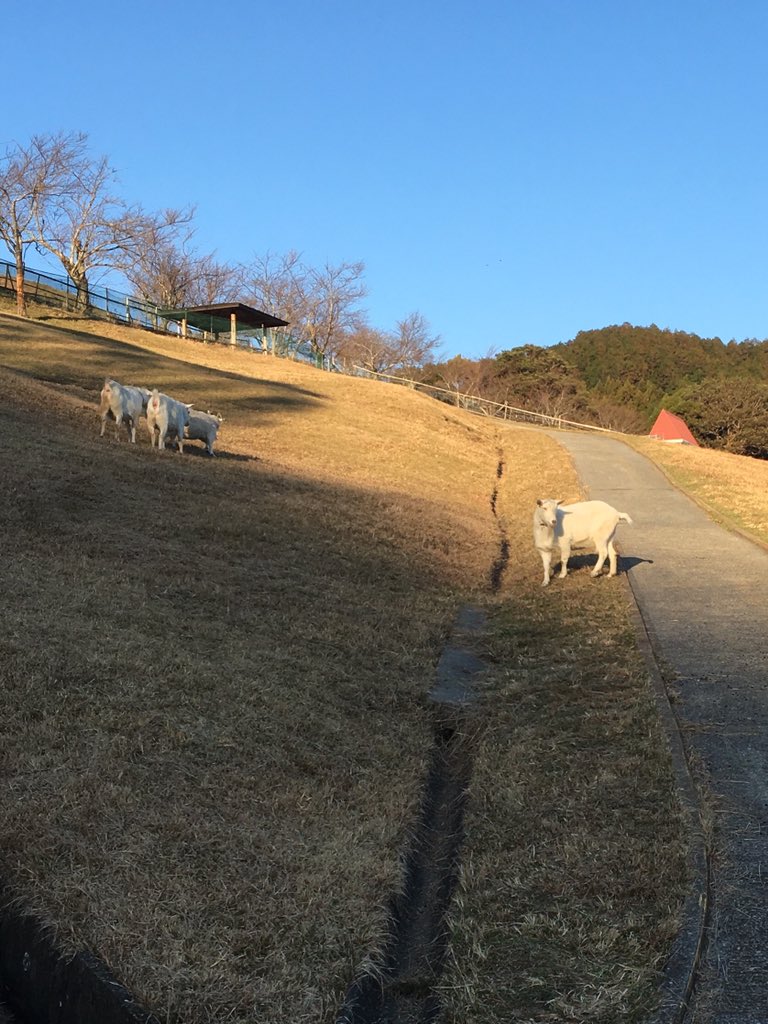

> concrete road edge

[{"left": 624, "top": 572, "right": 710, "bottom": 1024}]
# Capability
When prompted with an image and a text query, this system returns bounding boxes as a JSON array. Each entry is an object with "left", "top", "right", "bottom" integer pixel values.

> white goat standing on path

[{"left": 534, "top": 498, "right": 633, "bottom": 586}]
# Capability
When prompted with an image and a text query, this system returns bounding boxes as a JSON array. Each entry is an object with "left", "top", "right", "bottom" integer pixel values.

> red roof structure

[{"left": 649, "top": 408, "right": 699, "bottom": 446}]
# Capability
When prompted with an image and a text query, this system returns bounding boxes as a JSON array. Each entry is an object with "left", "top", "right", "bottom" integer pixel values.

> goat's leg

[
  {"left": 607, "top": 540, "right": 618, "bottom": 577},
  {"left": 558, "top": 541, "right": 571, "bottom": 578},
  {"left": 540, "top": 549, "right": 552, "bottom": 587},
  {"left": 592, "top": 543, "right": 608, "bottom": 576}
]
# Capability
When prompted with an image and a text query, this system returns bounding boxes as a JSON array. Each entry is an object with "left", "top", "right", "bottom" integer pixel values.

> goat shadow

[
  {"left": 564, "top": 553, "right": 654, "bottom": 574},
  {"left": 176, "top": 445, "right": 257, "bottom": 463}
]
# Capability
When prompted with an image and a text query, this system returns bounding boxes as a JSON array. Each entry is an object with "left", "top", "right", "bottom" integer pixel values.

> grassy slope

[{"left": 0, "top": 306, "right": 686, "bottom": 1023}]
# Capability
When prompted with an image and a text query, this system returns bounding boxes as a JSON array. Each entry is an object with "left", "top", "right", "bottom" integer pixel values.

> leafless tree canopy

[
  {"left": 2, "top": 134, "right": 437, "bottom": 360},
  {"left": 0, "top": 132, "right": 76, "bottom": 315},
  {"left": 392, "top": 312, "right": 441, "bottom": 369},
  {"left": 118, "top": 217, "right": 239, "bottom": 309},
  {"left": 340, "top": 313, "right": 441, "bottom": 374},
  {"left": 241, "top": 252, "right": 368, "bottom": 358},
  {"left": 29, "top": 134, "right": 193, "bottom": 311},
  {"left": 242, "top": 250, "right": 309, "bottom": 326}
]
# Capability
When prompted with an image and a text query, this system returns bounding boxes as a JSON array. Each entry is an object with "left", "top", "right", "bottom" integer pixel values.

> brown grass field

[{"left": 0, "top": 299, "right": 707, "bottom": 1023}]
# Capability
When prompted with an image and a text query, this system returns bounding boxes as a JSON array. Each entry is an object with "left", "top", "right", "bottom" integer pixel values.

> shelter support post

[{"left": 230, "top": 313, "right": 237, "bottom": 347}]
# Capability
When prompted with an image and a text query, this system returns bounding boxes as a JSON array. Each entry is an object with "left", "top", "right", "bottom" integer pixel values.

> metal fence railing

[
  {"left": 1, "top": 259, "right": 614, "bottom": 433},
  {"left": 0, "top": 258, "right": 331, "bottom": 369}
]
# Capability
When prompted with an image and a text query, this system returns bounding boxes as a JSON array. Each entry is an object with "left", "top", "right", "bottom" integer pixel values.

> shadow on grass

[
  {"left": 0, "top": 382, "right": 483, "bottom": 1024},
  {"left": 0, "top": 314, "right": 326, "bottom": 412}
]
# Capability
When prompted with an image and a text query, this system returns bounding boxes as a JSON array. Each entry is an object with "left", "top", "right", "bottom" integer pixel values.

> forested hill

[
  {"left": 556, "top": 324, "right": 768, "bottom": 458},
  {"left": 421, "top": 323, "right": 768, "bottom": 459},
  {"left": 554, "top": 323, "right": 768, "bottom": 393}
]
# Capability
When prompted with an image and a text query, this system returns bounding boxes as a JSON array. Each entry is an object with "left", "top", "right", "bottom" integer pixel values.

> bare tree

[
  {"left": 302, "top": 260, "right": 367, "bottom": 357},
  {"left": 337, "top": 325, "right": 394, "bottom": 372},
  {"left": 121, "top": 222, "right": 239, "bottom": 308},
  {"left": 340, "top": 314, "right": 440, "bottom": 375},
  {"left": 187, "top": 252, "right": 241, "bottom": 305},
  {"left": 0, "top": 132, "right": 72, "bottom": 316},
  {"left": 32, "top": 134, "right": 189, "bottom": 310},
  {"left": 392, "top": 312, "right": 441, "bottom": 370},
  {"left": 242, "top": 253, "right": 367, "bottom": 360},
  {"left": 241, "top": 249, "right": 308, "bottom": 324}
]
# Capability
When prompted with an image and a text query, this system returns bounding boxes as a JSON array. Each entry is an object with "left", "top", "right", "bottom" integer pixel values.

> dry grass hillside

[{"left": 0, "top": 305, "right": 686, "bottom": 1024}]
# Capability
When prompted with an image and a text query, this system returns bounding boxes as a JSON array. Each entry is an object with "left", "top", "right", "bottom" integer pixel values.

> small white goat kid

[
  {"left": 533, "top": 498, "right": 633, "bottom": 586},
  {"left": 185, "top": 410, "right": 223, "bottom": 456}
]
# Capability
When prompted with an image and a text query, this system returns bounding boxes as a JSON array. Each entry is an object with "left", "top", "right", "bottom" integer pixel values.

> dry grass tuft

[{"left": 0, "top": 307, "right": 687, "bottom": 1022}]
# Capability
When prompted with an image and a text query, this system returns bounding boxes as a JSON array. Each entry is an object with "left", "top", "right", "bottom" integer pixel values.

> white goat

[
  {"left": 146, "top": 389, "right": 191, "bottom": 452},
  {"left": 99, "top": 379, "right": 150, "bottom": 443},
  {"left": 185, "top": 410, "right": 223, "bottom": 456},
  {"left": 533, "top": 498, "right": 633, "bottom": 586}
]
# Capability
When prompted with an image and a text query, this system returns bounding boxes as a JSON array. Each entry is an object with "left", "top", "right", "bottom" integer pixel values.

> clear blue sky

[{"left": 5, "top": 0, "right": 768, "bottom": 360}]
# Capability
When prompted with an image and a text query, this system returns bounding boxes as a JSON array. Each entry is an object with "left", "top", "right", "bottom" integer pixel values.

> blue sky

[{"left": 5, "top": 1, "right": 768, "bottom": 360}]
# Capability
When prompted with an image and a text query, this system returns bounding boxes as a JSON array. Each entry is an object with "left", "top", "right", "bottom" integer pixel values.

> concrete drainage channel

[{"left": 336, "top": 606, "right": 488, "bottom": 1024}]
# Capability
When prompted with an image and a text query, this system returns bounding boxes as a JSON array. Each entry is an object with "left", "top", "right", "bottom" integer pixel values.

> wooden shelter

[{"left": 160, "top": 303, "right": 289, "bottom": 346}]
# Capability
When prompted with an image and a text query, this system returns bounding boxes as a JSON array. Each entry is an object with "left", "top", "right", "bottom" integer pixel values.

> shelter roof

[
  {"left": 649, "top": 408, "right": 699, "bottom": 445},
  {"left": 161, "top": 302, "right": 289, "bottom": 331}
]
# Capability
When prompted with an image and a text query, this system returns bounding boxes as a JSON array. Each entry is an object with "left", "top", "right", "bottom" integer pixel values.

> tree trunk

[
  {"left": 13, "top": 243, "right": 26, "bottom": 317},
  {"left": 72, "top": 270, "right": 90, "bottom": 311}
]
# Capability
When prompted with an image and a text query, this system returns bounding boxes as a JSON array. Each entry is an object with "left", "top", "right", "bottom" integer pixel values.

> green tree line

[{"left": 418, "top": 323, "right": 768, "bottom": 459}]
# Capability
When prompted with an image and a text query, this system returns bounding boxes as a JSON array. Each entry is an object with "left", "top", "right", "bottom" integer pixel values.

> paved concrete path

[{"left": 547, "top": 430, "right": 768, "bottom": 1024}]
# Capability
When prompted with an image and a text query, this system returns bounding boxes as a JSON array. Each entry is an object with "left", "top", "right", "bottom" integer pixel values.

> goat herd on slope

[
  {"left": 99, "top": 378, "right": 634, "bottom": 584},
  {"left": 98, "top": 378, "right": 222, "bottom": 456}
]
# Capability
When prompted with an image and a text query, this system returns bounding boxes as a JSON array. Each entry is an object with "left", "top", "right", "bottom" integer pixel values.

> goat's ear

[
  {"left": 555, "top": 499, "right": 564, "bottom": 505},
  {"left": 536, "top": 498, "right": 544, "bottom": 507}
]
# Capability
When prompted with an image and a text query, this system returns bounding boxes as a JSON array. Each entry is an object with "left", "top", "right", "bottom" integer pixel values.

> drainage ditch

[
  {"left": 337, "top": 600, "right": 492, "bottom": 1024},
  {"left": 336, "top": 453, "right": 506, "bottom": 1022}
]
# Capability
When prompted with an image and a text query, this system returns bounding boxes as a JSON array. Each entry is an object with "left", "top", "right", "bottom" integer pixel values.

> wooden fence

[{"left": 353, "top": 367, "right": 618, "bottom": 434}]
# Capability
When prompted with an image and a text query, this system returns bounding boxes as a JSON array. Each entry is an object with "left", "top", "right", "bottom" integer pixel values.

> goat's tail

[{"left": 619, "top": 512, "right": 633, "bottom": 525}]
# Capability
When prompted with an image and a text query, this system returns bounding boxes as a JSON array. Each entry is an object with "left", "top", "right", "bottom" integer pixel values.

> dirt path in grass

[{"left": 548, "top": 429, "right": 768, "bottom": 1024}]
